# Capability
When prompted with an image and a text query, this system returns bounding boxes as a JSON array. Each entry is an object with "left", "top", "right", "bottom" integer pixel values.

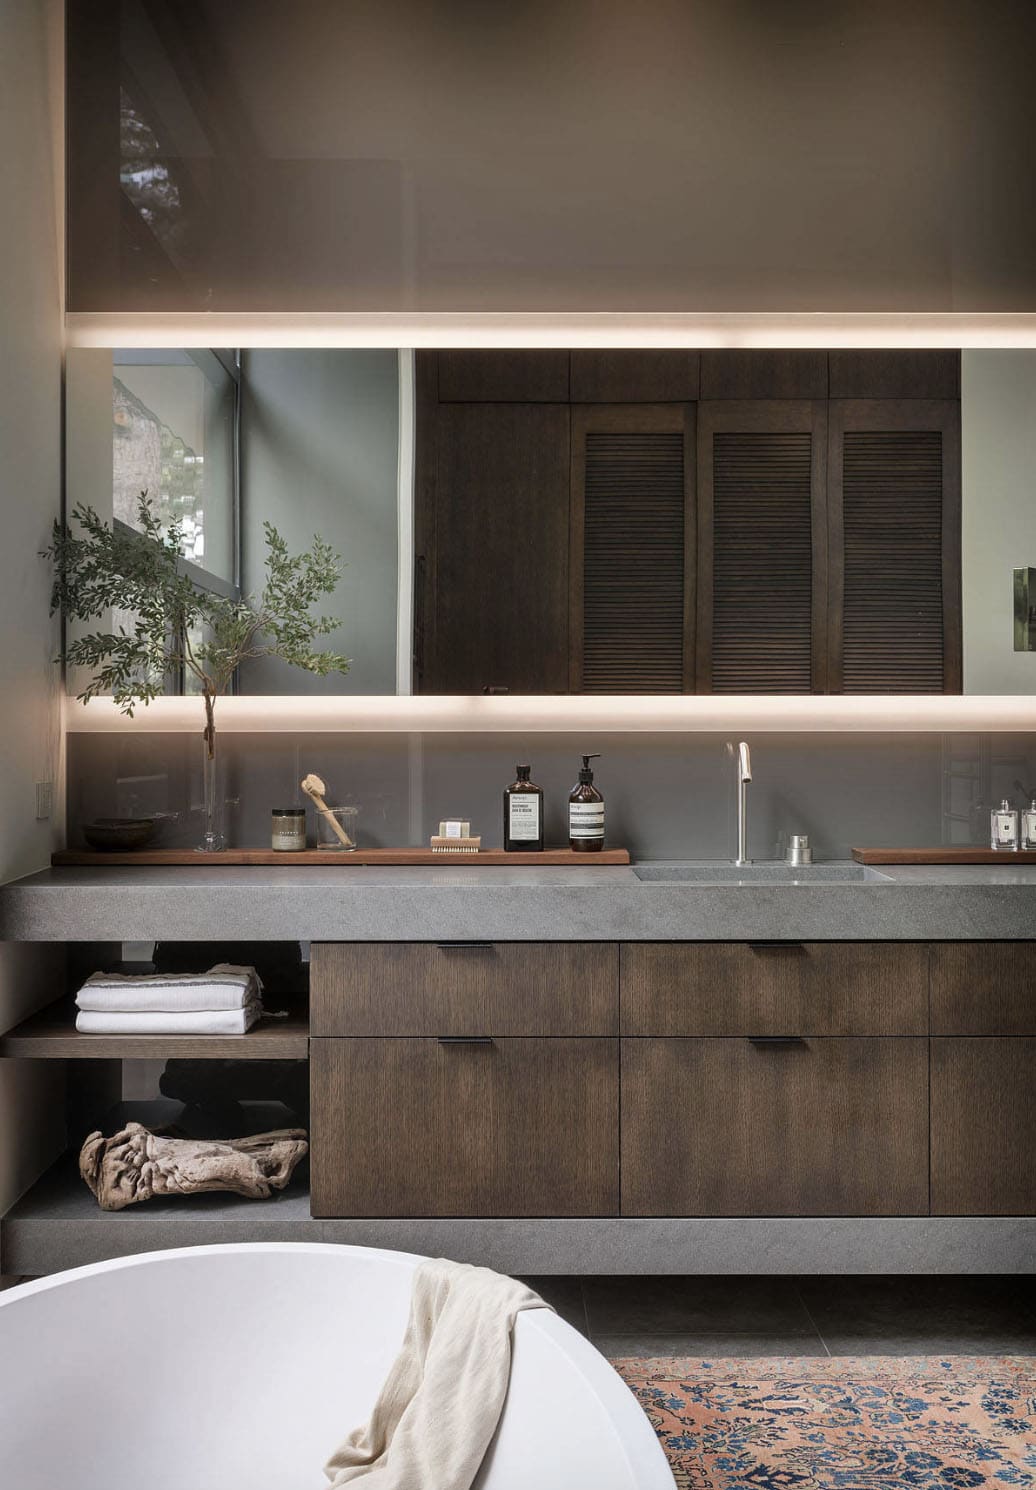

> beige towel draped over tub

[{"left": 324, "top": 1258, "right": 550, "bottom": 1489}]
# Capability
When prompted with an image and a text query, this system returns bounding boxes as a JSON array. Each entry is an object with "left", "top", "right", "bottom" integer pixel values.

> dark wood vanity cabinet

[
  {"left": 414, "top": 350, "right": 962, "bottom": 696},
  {"left": 309, "top": 939, "right": 1034, "bottom": 1221},
  {"left": 621, "top": 1036, "right": 929, "bottom": 1217},
  {"left": 309, "top": 941, "right": 620, "bottom": 1218}
]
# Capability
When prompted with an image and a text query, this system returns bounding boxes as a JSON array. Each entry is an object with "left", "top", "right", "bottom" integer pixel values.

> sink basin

[{"left": 633, "top": 861, "right": 891, "bottom": 884}]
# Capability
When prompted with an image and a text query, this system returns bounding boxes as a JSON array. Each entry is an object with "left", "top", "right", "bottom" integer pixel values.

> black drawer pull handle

[
  {"left": 438, "top": 1036, "right": 495, "bottom": 1046},
  {"left": 748, "top": 1035, "right": 807, "bottom": 1046},
  {"left": 436, "top": 942, "right": 494, "bottom": 951},
  {"left": 748, "top": 941, "right": 805, "bottom": 951}
]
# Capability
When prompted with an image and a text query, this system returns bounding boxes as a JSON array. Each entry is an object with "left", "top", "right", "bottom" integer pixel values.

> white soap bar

[{"left": 438, "top": 820, "right": 470, "bottom": 839}]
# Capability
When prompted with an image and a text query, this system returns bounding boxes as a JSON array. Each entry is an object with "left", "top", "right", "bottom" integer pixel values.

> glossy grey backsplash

[{"left": 66, "top": 732, "right": 1036, "bottom": 861}]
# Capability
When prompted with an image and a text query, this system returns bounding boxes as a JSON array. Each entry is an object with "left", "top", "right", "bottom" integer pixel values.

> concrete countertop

[{"left": 2, "top": 862, "right": 1036, "bottom": 941}]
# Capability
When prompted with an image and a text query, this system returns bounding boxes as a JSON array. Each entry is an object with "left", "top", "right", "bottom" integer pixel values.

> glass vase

[{"left": 198, "top": 727, "right": 226, "bottom": 853}]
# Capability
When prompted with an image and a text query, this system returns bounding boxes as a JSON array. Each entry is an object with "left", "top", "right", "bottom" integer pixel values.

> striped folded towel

[
  {"left": 76, "top": 964, "right": 262, "bottom": 1013},
  {"left": 75, "top": 1003, "right": 261, "bottom": 1036}
]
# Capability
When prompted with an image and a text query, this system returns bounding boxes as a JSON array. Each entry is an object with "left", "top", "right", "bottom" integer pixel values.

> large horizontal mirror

[{"left": 64, "top": 347, "right": 1036, "bottom": 697}]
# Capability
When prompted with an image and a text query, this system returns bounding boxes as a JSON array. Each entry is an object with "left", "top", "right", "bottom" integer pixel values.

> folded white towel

[
  {"left": 75, "top": 1003, "right": 261, "bottom": 1036},
  {"left": 76, "top": 964, "right": 261, "bottom": 1013},
  {"left": 324, "top": 1259, "right": 549, "bottom": 1489}
]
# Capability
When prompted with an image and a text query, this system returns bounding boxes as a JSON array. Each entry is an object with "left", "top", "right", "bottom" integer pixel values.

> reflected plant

[{"left": 44, "top": 491, "right": 351, "bottom": 760}]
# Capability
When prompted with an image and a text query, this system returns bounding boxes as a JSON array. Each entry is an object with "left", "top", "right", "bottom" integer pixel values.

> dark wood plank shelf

[
  {"left": 853, "top": 847, "right": 1036, "bottom": 865},
  {"left": 0, "top": 1002, "right": 309, "bottom": 1059},
  {"left": 52, "top": 847, "right": 631, "bottom": 867}
]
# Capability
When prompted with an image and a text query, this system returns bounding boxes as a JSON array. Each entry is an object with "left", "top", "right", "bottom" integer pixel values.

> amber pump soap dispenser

[
  {"left": 504, "top": 764, "right": 544, "bottom": 852},
  {"left": 569, "top": 754, "right": 604, "bottom": 852}
]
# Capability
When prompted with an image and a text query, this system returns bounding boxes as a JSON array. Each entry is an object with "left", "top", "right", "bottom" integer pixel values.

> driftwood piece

[{"left": 79, "top": 1121, "right": 308, "bottom": 1211}]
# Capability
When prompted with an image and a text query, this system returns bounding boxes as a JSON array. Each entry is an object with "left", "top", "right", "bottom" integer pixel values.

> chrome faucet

[{"left": 734, "top": 741, "right": 752, "bottom": 865}]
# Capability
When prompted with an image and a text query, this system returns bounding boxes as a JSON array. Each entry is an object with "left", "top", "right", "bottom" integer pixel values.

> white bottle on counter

[
  {"left": 990, "top": 799, "right": 1020, "bottom": 852},
  {"left": 1022, "top": 799, "right": 1036, "bottom": 852}
]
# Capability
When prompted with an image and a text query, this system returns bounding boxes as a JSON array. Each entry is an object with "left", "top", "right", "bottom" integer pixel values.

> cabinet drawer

[
  {"left": 621, "top": 942, "right": 927, "bottom": 1036},
  {"left": 621, "top": 1037, "right": 928, "bottom": 1216},
  {"left": 931, "top": 1037, "right": 1036, "bottom": 1214},
  {"left": 310, "top": 1037, "right": 619, "bottom": 1217},
  {"left": 931, "top": 944, "right": 1036, "bottom": 1035},
  {"left": 310, "top": 943, "right": 617, "bottom": 1036}
]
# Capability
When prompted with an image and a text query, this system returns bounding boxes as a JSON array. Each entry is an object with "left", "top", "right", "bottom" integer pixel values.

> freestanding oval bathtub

[{"left": 0, "top": 1242, "right": 673, "bottom": 1489}]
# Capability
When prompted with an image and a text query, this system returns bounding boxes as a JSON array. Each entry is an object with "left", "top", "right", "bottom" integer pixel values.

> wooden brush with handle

[{"left": 300, "top": 773, "right": 355, "bottom": 848}]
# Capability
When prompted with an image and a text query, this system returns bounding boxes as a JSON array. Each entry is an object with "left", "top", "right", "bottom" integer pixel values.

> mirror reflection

[{"left": 64, "top": 347, "right": 1036, "bottom": 698}]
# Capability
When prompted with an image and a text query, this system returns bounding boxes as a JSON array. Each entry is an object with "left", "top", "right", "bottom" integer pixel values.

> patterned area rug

[{"left": 611, "top": 1356, "right": 1035, "bottom": 1489}]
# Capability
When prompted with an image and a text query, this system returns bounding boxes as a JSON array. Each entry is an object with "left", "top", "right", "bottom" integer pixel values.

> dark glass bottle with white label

[
  {"left": 569, "top": 754, "right": 604, "bottom": 852},
  {"left": 504, "top": 764, "right": 544, "bottom": 852}
]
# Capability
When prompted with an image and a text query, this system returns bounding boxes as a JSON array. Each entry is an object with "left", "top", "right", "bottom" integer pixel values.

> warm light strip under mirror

[
  {"left": 64, "top": 313, "right": 1036, "bottom": 350},
  {"left": 64, "top": 695, "right": 1036, "bottom": 734}
]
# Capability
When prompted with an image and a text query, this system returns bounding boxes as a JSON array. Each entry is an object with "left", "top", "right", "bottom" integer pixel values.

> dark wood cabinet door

[
  {"left": 569, "top": 403, "right": 695, "bottom": 692},
  {"left": 570, "top": 350, "right": 700, "bottom": 403},
  {"left": 419, "top": 401, "right": 571, "bottom": 692},
  {"left": 828, "top": 351, "right": 961, "bottom": 401},
  {"left": 311, "top": 1036, "right": 619, "bottom": 1218},
  {"left": 828, "top": 399, "right": 961, "bottom": 693},
  {"left": 930, "top": 944, "right": 1036, "bottom": 1035},
  {"left": 437, "top": 350, "right": 570, "bottom": 402},
  {"left": 931, "top": 1037, "right": 1036, "bottom": 1215},
  {"left": 696, "top": 401, "right": 828, "bottom": 693},
  {"left": 621, "top": 1037, "right": 929, "bottom": 1216},
  {"left": 310, "top": 942, "right": 618, "bottom": 1036},
  {"left": 621, "top": 942, "right": 928, "bottom": 1037},
  {"left": 700, "top": 351, "right": 827, "bottom": 401}
]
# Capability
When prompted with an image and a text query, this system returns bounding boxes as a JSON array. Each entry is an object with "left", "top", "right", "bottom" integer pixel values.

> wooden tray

[
  {"left": 52, "top": 847, "right": 631, "bottom": 867},
  {"left": 852, "top": 847, "right": 1036, "bottom": 864}
]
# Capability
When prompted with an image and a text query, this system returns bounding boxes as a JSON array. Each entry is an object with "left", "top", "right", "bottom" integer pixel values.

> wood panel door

[
  {"left": 696, "top": 401, "right": 828, "bottom": 693},
  {"left": 310, "top": 941, "right": 618, "bottom": 1036},
  {"left": 930, "top": 944, "right": 1036, "bottom": 1035},
  {"left": 931, "top": 1037, "right": 1036, "bottom": 1215},
  {"left": 417, "top": 399, "right": 571, "bottom": 692},
  {"left": 569, "top": 404, "right": 696, "bottom": 692},
  {"left": 311, "top": 1036, "right": 619, "bottom": 1217},
  {"left": 621, "top": 1037, "right": 929, "bottom": 1216},
  {"left": 621, "top": 942, "right": 928, "bottom": 1037},
  {"left": 828, "top": 400, "right": 962, "bottom": 693}
]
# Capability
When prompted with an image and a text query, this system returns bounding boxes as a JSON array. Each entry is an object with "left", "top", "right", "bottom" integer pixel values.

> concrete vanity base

[{"left": 4, "top": 1165, "right": 1032, "bottom": 1276}]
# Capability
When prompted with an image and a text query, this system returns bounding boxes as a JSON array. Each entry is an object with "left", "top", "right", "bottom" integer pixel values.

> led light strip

[
  {"left": 64, "top": 694, "right": 1036, "bottom": 733},
  {"left": 65, "top": 312, "right": 1036, "bottom": 350}
]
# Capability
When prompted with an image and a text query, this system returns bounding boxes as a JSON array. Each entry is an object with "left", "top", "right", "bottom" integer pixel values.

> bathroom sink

[{"left": 633, "top": 861, "right": 891, "bottom": 884}]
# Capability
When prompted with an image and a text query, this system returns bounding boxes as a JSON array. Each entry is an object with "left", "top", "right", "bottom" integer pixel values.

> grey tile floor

[{"left": 519, "top": 1276, "right": 1036, "bottom": 1357}]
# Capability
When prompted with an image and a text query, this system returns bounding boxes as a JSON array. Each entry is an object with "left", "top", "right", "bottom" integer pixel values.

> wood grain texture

[
  {"left": 570, "top": 350, "right": 700, "bottom": 402},
  {"left": 828, "top": 350, "right": 961, "bottom": 401},
  {"left": 853, "top": 847, "right": 1036, "bottom": 864},
  {"left": 621, "top": 1036, "right": 929, "bottom": 1216},
  {"left": 700, "top": 350, "right": 828, "bottom": 401},
  {"left": 828, "top": 399, "right": 962, "bottom": 694},
  {"left": 423, "top": 401, "right": 571, "bottom": 692},
  {"left": 569, "top": 403, "right": 695, "bottom": 692},
  {"left": 931, "top": 1037, "right": 1036, "bottom": 1215},
  {"left": 52, "top": 848, "right": 631, "bottom": 867},
  {"left": 696, "top": 401, "right": 828, "bottom": 694},
  {"left": 310, "top": 1036, "right": 619, "bottom": 1217},
  {"left": 0, "top": 1002, "right": 309, "bottom": 1059},
  {"left": 437, "top": 350, "right": 570, "bottom": 402},
  {"left": 620, "top": 942, "right": 928, "bottom": 1037},
  {"left": 930, "top": 945, "right": 1036, "bottom": 1035},
  {"left": 311, "top": 942, "right": 618, "bottom": 1036}
]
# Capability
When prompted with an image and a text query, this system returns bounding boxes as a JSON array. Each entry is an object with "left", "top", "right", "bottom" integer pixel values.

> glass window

[{"left": 112, "top": 349, "right": 237, "bottom": 587}]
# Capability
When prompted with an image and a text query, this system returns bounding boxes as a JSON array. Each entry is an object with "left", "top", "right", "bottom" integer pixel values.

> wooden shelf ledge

[{"left": 0, "top": 1003, "right": 309, "bottom": 1060}]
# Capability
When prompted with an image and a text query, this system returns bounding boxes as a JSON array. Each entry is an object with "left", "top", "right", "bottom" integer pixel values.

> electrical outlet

[{"left": 35, "top": 781, "right": 53, "bottom": 820}]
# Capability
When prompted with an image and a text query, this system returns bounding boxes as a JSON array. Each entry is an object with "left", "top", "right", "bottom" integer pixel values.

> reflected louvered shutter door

[
  {"left": 842, "top": 430, "right": 944, "bottom": 692},
  {"left": 583, "top": 430, "right": 686, "bottom": 691},
  {"left": 711, "top": 432, "right": 814, "bottom": 692}
]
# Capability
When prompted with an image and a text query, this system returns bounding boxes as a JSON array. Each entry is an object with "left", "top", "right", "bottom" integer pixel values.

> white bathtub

[{"left": 0, "top": 1242, "right": 673, "bottom": 1489}]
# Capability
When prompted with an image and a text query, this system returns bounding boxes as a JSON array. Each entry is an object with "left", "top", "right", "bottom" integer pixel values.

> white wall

[
  {"left": 0, "top": 0, "right": 68, "bottom": 1222},
  {"left": 962, "top": 350, "right": 1036, "bottom": 694}
]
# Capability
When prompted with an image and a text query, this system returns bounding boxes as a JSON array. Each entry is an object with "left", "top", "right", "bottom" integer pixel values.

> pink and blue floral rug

[{"left": 611, "top": 1356, "right": 1035, "bottom": 1488}]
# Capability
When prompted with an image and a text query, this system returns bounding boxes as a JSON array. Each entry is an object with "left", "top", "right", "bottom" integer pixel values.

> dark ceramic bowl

[{"left": 82, "top": 818, "right": 157, "bottom": 852}]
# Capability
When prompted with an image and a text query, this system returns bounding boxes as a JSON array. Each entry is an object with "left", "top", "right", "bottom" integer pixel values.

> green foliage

[{"left": 44, "top": 492, "right": 351, "bottom": 722}]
